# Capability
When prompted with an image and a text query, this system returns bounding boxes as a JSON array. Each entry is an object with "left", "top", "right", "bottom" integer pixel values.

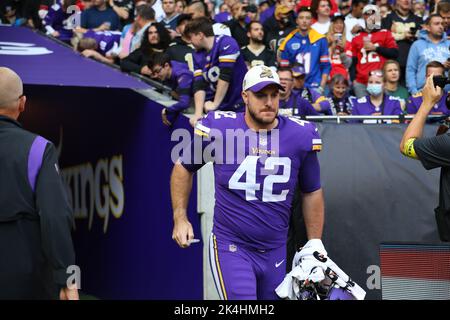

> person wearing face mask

[
  {"left": 351, "top": 69, "right": 403, "bottom": 116},
  {"left": 327, "top": 74, "right": 356, "bottom": 115}
]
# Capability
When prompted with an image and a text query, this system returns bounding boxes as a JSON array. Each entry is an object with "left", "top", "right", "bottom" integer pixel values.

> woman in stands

[
  {"left": 383, "top": 60, "right": 409, "bottom": 109},
  {"left": 327, "top": 74, "right": 355, "bottom": 115},
  {"left": 120, "top": 22, "right": 171, "bottom": 76},
  {"left": 351, "top": 70, "right": 403, "bottom": 116},
  {"left": 326, "top": 14, "right": 352, "bottom": 81}
]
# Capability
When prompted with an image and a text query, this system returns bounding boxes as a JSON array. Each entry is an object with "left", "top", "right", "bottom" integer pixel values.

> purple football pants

[{"left": 209, "top": 233, "right": 286, "bottom": 300}]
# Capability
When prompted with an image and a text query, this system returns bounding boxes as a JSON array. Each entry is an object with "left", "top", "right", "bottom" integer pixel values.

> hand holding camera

[{"left": 425, "top": 74, "right": 444, "bottom": 108}]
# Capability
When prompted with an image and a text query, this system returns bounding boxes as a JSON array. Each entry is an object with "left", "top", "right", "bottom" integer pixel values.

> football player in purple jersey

[
  {"left": 184, "top": 17, "right": 248, "bottom": 127},
  {"left": 170, "top": 65, "right": 327, "bottom": 300}
]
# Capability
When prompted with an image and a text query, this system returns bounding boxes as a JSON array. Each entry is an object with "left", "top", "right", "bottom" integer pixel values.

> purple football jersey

[
  {"left": 193, "top": 35, "right": 247, "bottom": 111},
  {"left": 181, "top": 111, "right": 322, "bottom": 249},
  {"left": 406, "top": 92, "right": 449, "bottom": 115},
  {"left": 43, "top": 0, "right": 74, "bottom": 42},
  {"left": 351, "top": 94, "right": 403, "bottom": 115},
  {"left": 83, "top": 30, "right": 122, "bottom": 56},
  {"left": 167, "top": 60, "right": 193, "bottom": 113},
  {"left": 279, "top": 92, "right": 320, "bottom": 116}
]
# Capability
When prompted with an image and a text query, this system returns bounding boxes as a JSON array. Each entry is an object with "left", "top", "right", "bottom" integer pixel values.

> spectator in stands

[
  {"left": 0, "top": 0, "right": 26, "bottom": 26},
  {"left": 162, "top": 0, "right": 180, "bottom": 36},
  {"left": 184, "top": 17, "right": 247, "bottom": 126},
  {"left": 204, "top": 0, "right": 216, "bottom": 20},
  {"left": 260, "top": 0, "right": 295, "bottom": 25},
  {"left": 351, "top": 69, "right": 403, "bottom": 115},
  {"left": 214, "top": 2, "right": 232, "bottom": 23},
  {"left": 127, "top": 4, "right": 155, "bottom": 55},
  {"left": 311, "top": 0, "right": 332, "bottom": 35},
  {"left": 406, "top": 14, "right": 450, "bottom": 94},
  {"left": 185, "top": 0, "right": 231, "bottom": 36},
  {"left": 406, "top": 60, "right": 450, "bottom": 115},
  {"left": 328, "top": 74, "right": 355, "bottom": 115},
  {"left": 327, "top": 14, "right": 352, "bottom": 80},
  {"left": 241, "top": 21, "right": 277, "bottom": 69},
  {"left": 383, "top": 60, "right": 409, "bottom": 104},
  {"left": 147, "top": 53, "right": 193, "bottom": 126},
  {"left": 120, "top": 22, "right": 171, "bottom": 76},
  {"left": 109, "top": 0, "right": 135, "bottom": 27},
  {"left": 437, "top": 1, "right": 450, "bottom": 37},
  {"left": 379, "top": 3, "right": 392, "bottom": 19},
  {"left": 381, "top": 0, "right": 423, "bottom": 85},
  {"left": 81, "top": 0, "right": 94, "bottom": 10},
  {"left": 344, "top": 0, "right": 367, "bottom": 42},
  {"left": 279, "top": 7, "right": 331, "bottom": 92},
  {"left": 226, "top": 1, "right": 249, "bottom": 48},
  {"left": 290, "top": 64, "right": 333, "bottom": 114},
  {"left": 278, "top": 68, "right": 327, "bottom": 116},
  {"left": 175, "top": 0, "right": 186, "bottom": 15},
  {"left": 77, "top": 35, "right": 117, "bottom": 64},
  {"left": 79, "top": 0, "right": 120, "bottom": 31},
  {"left": 166, "top": 14, "right": 194, "bottom": 64},
  {"left": 339, "top": 0, "right": 351, "bottom": 16},
  {"left": 296, "top": 0, "right": 339, "bottom": 16},
  {"left": 351, "top": 4, "right": 398, "bottom": 98},
  {"left": 263, "top": 3, "right": 296, "bottom": 52},
  {"left": 245, "top": 4, "right": 258, "bottom": 23},
  {"left": 413, "top": 0, "right": 427, "bottom": 19},
  {"left": 258, "top": 0, "right": 272, "bottom": 24},
  {"left": 42, "top": 0, "right": 78, "bottom": 43}
]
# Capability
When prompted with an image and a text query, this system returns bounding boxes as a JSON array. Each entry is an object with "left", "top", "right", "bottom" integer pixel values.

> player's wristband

[{"left": 402, "top": 138, "right": 418, "bottom": 159}]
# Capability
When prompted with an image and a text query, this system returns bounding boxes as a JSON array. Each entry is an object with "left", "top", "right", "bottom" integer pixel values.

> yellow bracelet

[{"left": 403, "top": 138, "right": 418, "bottom": 159}]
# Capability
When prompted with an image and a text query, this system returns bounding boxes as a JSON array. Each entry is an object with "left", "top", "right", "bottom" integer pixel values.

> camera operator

[{"left": 400, "top": 74, "right": 450, "bottom": 242}]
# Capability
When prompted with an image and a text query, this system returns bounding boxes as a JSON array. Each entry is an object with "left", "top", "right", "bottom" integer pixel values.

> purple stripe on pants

[{"left": 28, "top": 136, "right": 48, "bottom": 192}]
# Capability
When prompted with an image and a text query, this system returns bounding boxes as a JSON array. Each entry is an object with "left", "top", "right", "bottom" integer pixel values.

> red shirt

[
  {"left": 296, "top": 0, "right": 338, "bottom": 16},
  {"left": 329, "top": 41, "right": 352, "bottom": 80},
  {"left": 351, "top": 29, "right": 397, "bottom": 85}
]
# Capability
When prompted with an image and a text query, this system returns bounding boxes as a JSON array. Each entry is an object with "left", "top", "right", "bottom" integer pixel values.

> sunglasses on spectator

[{"left": 369, "top": 71, "right": 383, "bottom": 77}]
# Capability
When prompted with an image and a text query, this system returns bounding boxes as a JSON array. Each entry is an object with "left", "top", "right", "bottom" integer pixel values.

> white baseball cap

[
  {"left": 242, "top": 65, "right": 284, "bottom": 92},
  {"left": 362, "top": 4, "right": 379, "bottom": 15}
]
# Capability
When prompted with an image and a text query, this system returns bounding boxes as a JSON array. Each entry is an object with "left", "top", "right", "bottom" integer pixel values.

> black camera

[{"left": 433, "top": 75, "right": 450, "bottom": 89}]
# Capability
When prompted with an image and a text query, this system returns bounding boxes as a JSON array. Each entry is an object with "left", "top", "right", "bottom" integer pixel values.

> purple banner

[{"left": 0, "top": 26, "right": 150, "bottom": 89}]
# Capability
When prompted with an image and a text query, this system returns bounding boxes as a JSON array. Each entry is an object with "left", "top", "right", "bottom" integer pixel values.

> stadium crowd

[{"left": 2, "top": 0, "right": 450, "bottom": 125}]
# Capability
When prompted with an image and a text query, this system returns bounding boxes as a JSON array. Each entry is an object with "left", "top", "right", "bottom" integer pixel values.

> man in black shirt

[
  {"left": 381, "top": 0, "right": 423, "bottom": 85},
  {"left": 166, "top": 13, "right": 195, "bottom": 65},
  {"left": 225, "top": 1, "right": 249, "bottom": 48},
  {"left": 241, "top": 21, "right": 276, "bottom": 69},
  {"left": 0, "top": 67, "right": 78, "bottom": 299},
  {"left": 110, "top": 0, "right": 135, "bottom": 27},
  {"left": 263, "top": 4, "right": 296, "bottom": 57},
  {"left": 400, "top": 74, "right": 450, "bottom": 242}
]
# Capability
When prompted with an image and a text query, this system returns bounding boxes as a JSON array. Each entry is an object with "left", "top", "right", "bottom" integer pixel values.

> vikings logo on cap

[{"left": 260, "top": 66, "right": 274, "bottom": 79}]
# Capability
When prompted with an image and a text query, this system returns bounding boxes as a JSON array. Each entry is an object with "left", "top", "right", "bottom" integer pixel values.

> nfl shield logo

[{"left": 259, "top": 137, "right": 267, "bottom": 146}]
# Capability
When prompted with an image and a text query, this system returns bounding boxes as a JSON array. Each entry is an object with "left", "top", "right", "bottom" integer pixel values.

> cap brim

[{"left": 246, "top": 81, "right": 284, "bottom": 92}]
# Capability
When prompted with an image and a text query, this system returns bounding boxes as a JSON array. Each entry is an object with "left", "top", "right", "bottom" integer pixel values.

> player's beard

[{"left": 247, "top": 104, "right": 277, "bottom": 126}]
